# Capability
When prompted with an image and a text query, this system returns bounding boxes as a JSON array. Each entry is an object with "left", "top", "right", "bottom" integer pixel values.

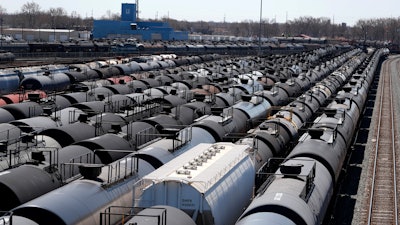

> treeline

[
  {"left": 166, "top": 16, "right": 400, "bottom": 44},
  {"left": 1, "top": 2, "right": 400, "bottom": 44},
  {"left": 0, "top": 2, "right": 93, "bottom": 31}
]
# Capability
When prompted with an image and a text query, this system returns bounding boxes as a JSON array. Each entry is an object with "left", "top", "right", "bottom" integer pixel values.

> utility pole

[
  {"left": 53, "top": 18, "right": 56, "bottom": 42},
  {"left": 258, "top": 0, "right": 263, "bottom": 55},
  {"left": 0, "top": 17, "right": 3, "bottom": 49},
  {"left": 136, "top": 0, "right": 140, "bottom": 21}
]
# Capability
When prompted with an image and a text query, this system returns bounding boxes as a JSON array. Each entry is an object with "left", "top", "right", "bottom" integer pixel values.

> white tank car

[{"left": 134, "top": 142, "right": 255, "bottom": 225}]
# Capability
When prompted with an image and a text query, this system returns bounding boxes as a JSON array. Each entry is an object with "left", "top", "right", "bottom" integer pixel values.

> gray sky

[{"left": 1, "top": 0, "right": 399, "bottom": 26}]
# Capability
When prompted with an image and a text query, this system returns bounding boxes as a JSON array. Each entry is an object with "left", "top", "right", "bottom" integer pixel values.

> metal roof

[{"left": 143, "top": 142, "right": 250, "bottom": 193}]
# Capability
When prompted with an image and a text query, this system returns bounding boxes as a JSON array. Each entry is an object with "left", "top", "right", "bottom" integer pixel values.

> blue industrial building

[{"left": 92, "top": 3, "right": 188, "bottom": 41}]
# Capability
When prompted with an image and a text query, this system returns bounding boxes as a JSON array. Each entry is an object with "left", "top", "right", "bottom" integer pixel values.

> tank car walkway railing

[
  {"left": 99, "top": 206, "right": 167, "bottom": 225},
  {"left": 0, "top": 211, "right": 14, "bottom": 225},
  {"left": 364, "top": 57, "right": 399, "bottom": 225},
  {"left": 60, "top": 150, "right": 139, "bottom": 185}
]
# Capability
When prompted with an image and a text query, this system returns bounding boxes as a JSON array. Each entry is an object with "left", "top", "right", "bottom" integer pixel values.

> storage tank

[{"left": 135, "top": 142, "right": 254, "bottom": 225}]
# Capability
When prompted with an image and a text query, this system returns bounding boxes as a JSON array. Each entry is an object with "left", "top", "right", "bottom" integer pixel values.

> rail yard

[{"left": 0, "top": 40, "right": 396, "bottom": 225}]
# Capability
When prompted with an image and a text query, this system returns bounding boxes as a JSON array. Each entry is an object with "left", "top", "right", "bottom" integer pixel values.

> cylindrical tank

[
  {"left": 20, "top": 73, "right": 70, "bottom": 92},
  {"left": 12, "top": 157, "right": 154, "bottom": 225},
  {"left": 0, "top": 164, "right": 62, "bottom": 211},
  {"left": 236, "top": 159, "right": 333, "bottom": 225},
  {"left": 135, "top": 143, "right": 254, "bottom": 225},
  {"left": 0, "top": 70, "right": 20, "bottom": 94}
]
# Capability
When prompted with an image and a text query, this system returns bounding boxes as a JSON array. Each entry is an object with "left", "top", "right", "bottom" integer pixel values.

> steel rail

[{"left": 367, "top": 57, "right": 398, "bottom": 225}]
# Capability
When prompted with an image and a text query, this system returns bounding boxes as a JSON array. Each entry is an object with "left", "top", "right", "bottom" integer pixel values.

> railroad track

[{"left": 364, "top": 56, "right": 399, "bottom": 225}]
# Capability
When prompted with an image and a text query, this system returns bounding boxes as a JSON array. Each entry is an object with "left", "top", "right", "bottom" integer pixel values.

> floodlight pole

[
  {"left": 0, "top": 17, "right": 3, "bottom": 49},
  {"left": 258, "top": 0, "right": 263, "bottom": 55}
]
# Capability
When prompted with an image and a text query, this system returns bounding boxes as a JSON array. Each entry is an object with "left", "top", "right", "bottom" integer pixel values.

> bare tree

[
  {"left": 49, "top": 7, "right": 69, "bottom": 28},
  {"left": 0, "top": 5, "right": 6, "bottom": 15},
  {"left": 21, "top": 1, "right": 41, "bottom": 28},
  {"left": 49, "top": 7, "right": 67, "bottom": 17},
  {"left": 0, "top": 5, "right": 5, "bottom": 40},
  {"left": 100, "top": 10, "right": 120, "bottom": 20},
  {"left": 386, "top": 18, "right": 400, "bottom": 44}
]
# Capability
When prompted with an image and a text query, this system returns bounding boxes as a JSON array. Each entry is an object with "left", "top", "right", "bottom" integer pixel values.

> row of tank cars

[
  {"left": 0, "top": 46, "right": 344, "bottom": 103},
  {"left": 0, "top": 51, "right": 15, "bottom": 63},
  {"left": 122, "top": 48, "right": 386, "bottom": 225},
  {"left": 0, "top": 39, "right": 315, "bottom": 55},
  {"left": 0, "top": 44, "right": 386, "bottom": 225}
]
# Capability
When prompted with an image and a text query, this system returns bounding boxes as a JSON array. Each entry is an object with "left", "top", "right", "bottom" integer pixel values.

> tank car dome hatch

[
  {"left": 54, "top": 145, "right": 102, "bottom": 180},
  {"left": 308, "top": 128, "right": 325, "bottom": 139},
  {"left": 78, "top": 164, "right": 103, "bottom": 180}
]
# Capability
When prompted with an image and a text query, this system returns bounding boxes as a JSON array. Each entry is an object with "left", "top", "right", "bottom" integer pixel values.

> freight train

[
  {"left": 0, "top": 46, "right": 382, "bottom": 225},
  {"left": 123, "top": 48, "right": 374, "bottom": 225},
  {"left": 0, "top": 46, "right": 341, "bottom": 212},
  {"left": 0, "top": 40, "right": 320, "bottom": 55},
  {"left": 235, "top": 48, "right": 387, "bottom": 225}
]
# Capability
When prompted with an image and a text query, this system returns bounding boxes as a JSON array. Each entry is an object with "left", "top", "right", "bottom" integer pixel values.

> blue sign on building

[{"left": 92, "top": 3, "right": 188, "bottom": 41}]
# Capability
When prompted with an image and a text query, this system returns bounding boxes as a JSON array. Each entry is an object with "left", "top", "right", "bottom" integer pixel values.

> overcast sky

[{"left": 1, "top": 0, "right": 399, "bottom": 26}]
